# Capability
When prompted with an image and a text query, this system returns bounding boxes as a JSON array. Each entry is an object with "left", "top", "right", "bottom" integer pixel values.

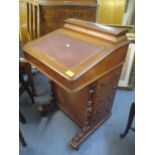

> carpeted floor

[{"left": 19, "top": 73, "right": 135, "bottom": 155}]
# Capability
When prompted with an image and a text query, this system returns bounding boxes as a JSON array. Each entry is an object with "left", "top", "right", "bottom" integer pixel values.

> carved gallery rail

[{"left": 23, "top": 18, "right": 129, "bottom": 150}]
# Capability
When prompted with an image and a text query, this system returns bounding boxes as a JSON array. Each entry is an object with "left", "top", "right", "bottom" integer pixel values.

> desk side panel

[{"left": 55, "top": 82, "right": 96, "bottom": 127}]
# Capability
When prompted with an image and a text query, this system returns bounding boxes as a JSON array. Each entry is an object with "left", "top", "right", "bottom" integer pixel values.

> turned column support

[
  {"left": 38, "top": 80, "right": 57, "bottom": 116},
  {"left": 70, "top": 85, "right": 96, "bottom": 150}
]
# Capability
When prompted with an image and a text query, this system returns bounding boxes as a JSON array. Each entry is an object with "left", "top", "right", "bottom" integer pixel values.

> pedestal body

[{"left": 55, "top": 65, "right": 122, "bottom": 128}]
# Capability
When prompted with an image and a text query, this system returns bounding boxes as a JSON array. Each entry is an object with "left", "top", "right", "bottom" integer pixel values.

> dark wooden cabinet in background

[
  {"left": 39, "top": 1, "right": 98, "bottom": 35},
  {"left": 20, "top": 0, "right": 98, "bottom": 38}
]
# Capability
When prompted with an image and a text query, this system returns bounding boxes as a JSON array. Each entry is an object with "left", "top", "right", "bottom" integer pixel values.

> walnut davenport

[{"left": 23, "top": 18, "right": 129, "bottom": 149}]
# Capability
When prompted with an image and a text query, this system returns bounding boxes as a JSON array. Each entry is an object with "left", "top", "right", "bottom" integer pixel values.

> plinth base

[{"left": 70, "top": 112, "right": 112, "bottom": 150}]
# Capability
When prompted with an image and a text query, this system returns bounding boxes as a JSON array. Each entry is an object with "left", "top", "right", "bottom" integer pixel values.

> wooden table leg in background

[
  {"left": 19, "top": 129, "right": 27, "bottom": 147},
  {"left": 120, "top": 102, "right": 135, "bottom": 138}
]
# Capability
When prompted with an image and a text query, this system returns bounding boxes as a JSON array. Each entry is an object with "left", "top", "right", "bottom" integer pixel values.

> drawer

[
  {"left": 92, "top": 66, "right": 123, "bottom": 118},
  {"left": 40, "top": 21, "right": 61, "bottom": 35},
  {"left": 41, "top": 7, "right": 59, "bottom": 21},
  {"left": 40, "top": 6, "right": 97, "bottom": 34},
  {"left": 60, "top": 7, "right": 96, "bottom": 21}
]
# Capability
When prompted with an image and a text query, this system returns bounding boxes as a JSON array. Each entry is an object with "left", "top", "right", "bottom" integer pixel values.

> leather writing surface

[{"left": 32, "top": 32, "right": 102, "bottom": 68}]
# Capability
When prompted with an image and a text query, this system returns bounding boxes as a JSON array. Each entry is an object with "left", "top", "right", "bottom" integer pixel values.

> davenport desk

[{"left": 23, "top": 18, "right": 129, "bottom": 149}]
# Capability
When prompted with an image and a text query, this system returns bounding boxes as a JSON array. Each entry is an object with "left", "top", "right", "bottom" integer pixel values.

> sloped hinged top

[{"left": 23, "top": 18, "right": 129, "bottom": 92}]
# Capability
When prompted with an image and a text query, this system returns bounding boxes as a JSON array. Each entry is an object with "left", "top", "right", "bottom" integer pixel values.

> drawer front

[
  {"left": 40, "top": 6, "right": 97, "bottom": 35},
  {"left": 92, "top": 66, "right": 123, "bottom": 122},
  {"left": 55, "top": 84, "right": 91, "bottom": 127},
  {"left": 60, "top": 7, "right": 96, "bottom": 21},
  {"left": 40, "top": 21, "right": 61, "bottom": 35},
  {"left": 41, "top": 7, "right": 60, "bottom": 21}
]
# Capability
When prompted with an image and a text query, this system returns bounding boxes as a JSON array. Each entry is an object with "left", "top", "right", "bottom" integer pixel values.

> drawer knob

[
  {"left": 87, "top": 100, "right": 93, "bottom": 106},
  {"left": 89, "top": 89, "right": 94, "bottom": 94},
  {"left": 69, "top": 13, "right": 74, "bottom": 18}
]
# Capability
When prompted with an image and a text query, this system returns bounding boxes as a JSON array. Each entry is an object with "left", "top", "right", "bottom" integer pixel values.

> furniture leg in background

[
  {"left": 19, "top": 64, "right": 35, "bottom": 104},
  {"left": 24, "top": 62, "right": 36, "bottom": 96},
  {"left": 19, "top": 129, "right": 27, "bottom": 147},
  {"left": 19, "top": 111, "right": 26, "bottom": 124},
  {"left": 19, "top": 63, "right": 36, "bottom": 147},
  {"left": 120, "top": 102, "right": 135, "bottom": 138},
  {"left": 19, "top": 111, "right": 27, "bottom": 147}
]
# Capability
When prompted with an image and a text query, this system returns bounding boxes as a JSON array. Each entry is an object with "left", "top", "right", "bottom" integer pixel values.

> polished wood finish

[
  {"left": 27, "top": 2, "right": 40, "bottom": 40},
  {"left": 20, "top": 0, "right": 97, "bottom": 36},
  {"left": 20, "top": 1, "right": 40, "bottom": 44},
  {"left": 23, "top": 19, "right": 129, "bottom": 149},
  {"left": 20, "top": 1, "right": 41, "bottom": 95},
  {"left": 23, "top": 19, "right": 128, "bottom": 92},
  {"left": 40, "top": 6, "right": 97, "bottom": 35}
]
